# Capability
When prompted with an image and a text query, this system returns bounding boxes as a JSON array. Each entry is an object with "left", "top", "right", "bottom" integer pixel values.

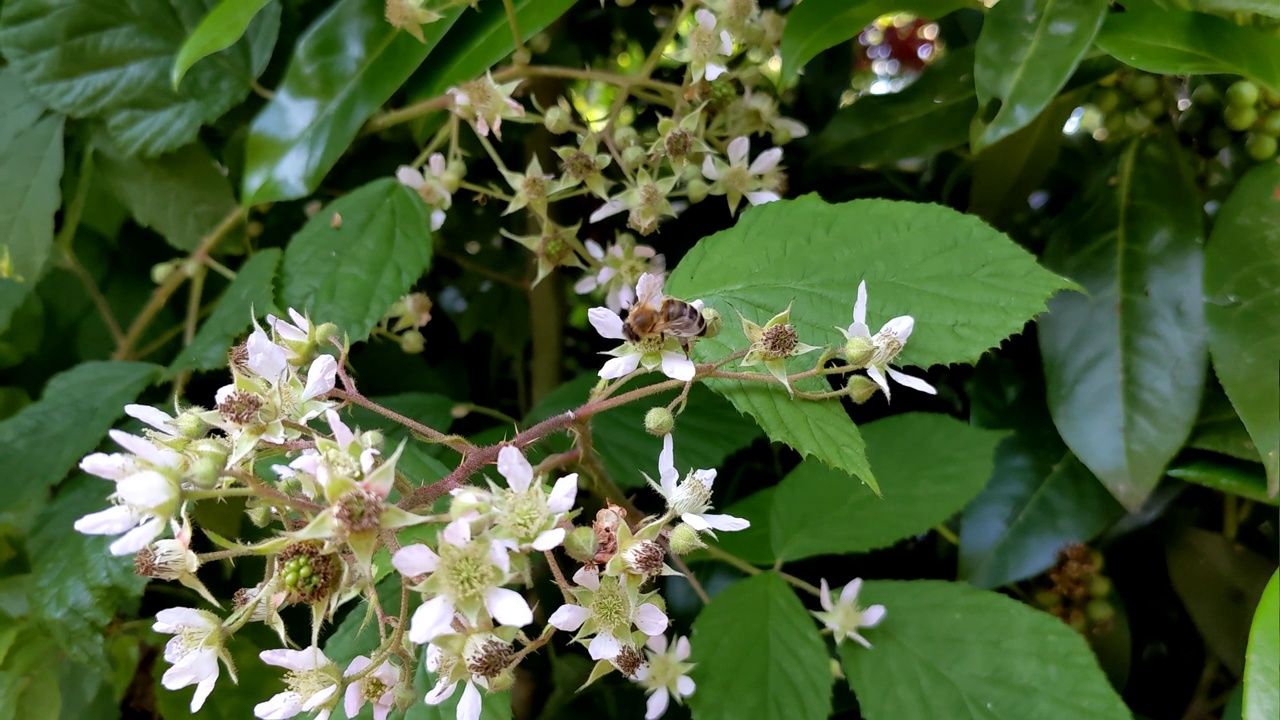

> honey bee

[{"left": 621, "top": 274, "right": 706, "bottom": 348}]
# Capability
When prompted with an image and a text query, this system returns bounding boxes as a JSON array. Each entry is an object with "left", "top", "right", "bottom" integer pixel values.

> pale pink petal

[
  {"left": 442, "top": 518, "right": 472, "bottom": 546},
  {"left": 109, "top": 517, "right": 165, "bottom": 556},
  {"left": 659, "top": 352, "right": 696, "bottom": 381},
  {"left": 344, "top": 683, "right": 364, "bottom": 719},
  {"left": 676, "top": 675, "right": 696, "bottom": 697},
  {"left": 74, "top": 506, "right": 138, "bottom": 536},
  {"left": 675, "top": 636, "right": 692, "bottom": 661},
  {"left": 887, "top": 368, "right": 936, "bottom": 395},
  {"left": 457, "top": 681, "right": 482, "bottom": 720},
  {"left": 704, "top": 63, "right": 727, "bottom": 81},
  {"left": 255, "top": 691, "right": 305, "bottom": 719},
  {"left": 531, "top": 528, "right": 566, "bottom": 551},
  {"left": 701, "top": 156, "right": 720, "bottom": 181},
  {"left": 497, "top": 446, "right": 533, "bottom": 492},
  {"left": 599, "top": 353, "right": 642, "bottom": 379},
  {"left": 748, "top": 148, "right": 782, "bottom": 175},
  {"left": 154, "top": 607, "right": 215, "bottom": 632},
  {"left": 326, "top": 410, "right": 354, "bottom": 450},
  {"left": 302, "top": 683, "right": 337, "bottom": 711},
  {"left": 819, "top": 578, "right": 834, "bottom": 612},
  {"left": 585, "top": 239, "right": 605, "bottom": 260},
  {"left": 727, "top": 137, "right": 749, "bottom": 166},
  {"left": 646, "top": 687, "right": 670, "bottom": 720},
  {"left": 634, "top": 603, "right": 669, "bottom": 636},
  {"left": 408, "top": 596, "right": 455, "bottom": 644},
  {"left": 862, "top": 604, "right": 886, "bottom": 627},
  {"left": 588, "top": 632, "right": 622, "bottom": 660},
  {"left": 547, "top": 473, "right": 578, "bottom": 513},
  {"left": 110, "top": 429, "right": 181, "bottom": 468},
  {"left": 588, "top": 307, "right": 628, "bottom": 340},
  {"left": 840, "top": 578, "right": 863, "bottom": 605},
  {"left": 717, "top": 30, "right": 733, "bottom": 56},
  {"left": 547, "top": 604, "right": 590, "bottom": 632},
  {"left": 589, "top": 199, "right": 627, "bottom": 223},
  {"left": 485, "top": 587, "right": 533, "bottom": 628},
  {"left": 646, "top": 634, "right": 668, "bottom": 654},
  {"left": 695, "top": 8, "right": 715, "bottom": 29},
  {"left": 396, "top": 166, "right": 426, "bottom": 189},
  {"left": 392, "top": 544, "right": 440, "bottom": 577},
  {"left": 572, "top": 565, "right": 600, "bottom": 590},
  {"left": 574, "top": 274, "right": 599, "bottom": 294}
]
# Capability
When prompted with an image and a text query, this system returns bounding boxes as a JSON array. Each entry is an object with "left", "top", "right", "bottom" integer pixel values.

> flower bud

[
  {"left": 644, "top": 407, "right": 675, "bottom": 436},
  {"left": 450, "top": 487, "right": 493, "bottom": 519},
  {"left": 188, "top": 454, "right": 223, "bottom": 490},
  {"left": 614, "top": 125, "right": 639, "bottom": 147},
  {"left": 622, "top": 145, "right": 646, "bottom": 170},
  {"left": 399, "top": 329, "right": 425, "bottom": 354},
  {"left": 443, "top": 160, "right": 466, "bottom": 193},
  {"left": 686, "top": 178, "right": 709, "bottom": 203},
  {"left": 315, "top": 322, "right": 340, "bottom": 345},
  {"left": 564, "top": 526, "right": 599, "bottom": 563},
  {"left": 172, "top": 410, "right": 210, "bottom": 439},
  {"left": 843, "top": 335, "right": 875, "bottom": 367},
  {"left": 528, "top": 32, "right": 551, "bottom": 54},
  {"left": 544, "top": 106, "right": 570, "bottom": 134},
  {"left": 151, "top": 260, "right": 179, "bottom": 285},
  {"left": 845, "top": 375, "right": 880, "bottom": 405},
  {"left": 771, "top": 125, "right": 793, "bottom": 146},
  {"left": 667, "top": 522, "right": 706, "bottom": 555},
  {"left": 246, "top": 503, "right": 274, "bottom": 528}
]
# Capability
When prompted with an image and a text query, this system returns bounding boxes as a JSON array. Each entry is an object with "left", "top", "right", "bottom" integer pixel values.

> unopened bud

[
  {"left": 700, "top": 307, "right": 722, "bottom": 338},
  {"left": 830, "top": 658, "right": 845, "bottom": 680},
  {"left": 614, "top": 125, "right": 639, "bottom": 147},
  {"left": 151, "top": 260, "right": 179, "bottom": 285},
  {"left": 621, "top": 145, "right": 646, "bottom": 169},
  {"left": 644, "top": 407, "right": 675, "bottom": 436},
  {"left": 315, "top": 322, "right": 340, "bottom": 345},
  {"left": 564, "top": 526, "right": 598, "bottom": 563},
  {"left": 399, "top": 329, "right": 425, "bottom": 353},
  {"left": 444, "top": 160, "right": 466, "bottom": 193},
  {"left": 188, "top": 455, "right": 223, "bottom": 490},
  {"left": 1085, "top": 598, "right": 1115, "bottom": 623},
  {"left": 686, "top": 178, "right": 709, "bottom": 203},
  {"left": 1089, "top": 576, "right": 1112, "bottom": 597},
  {"left": 544, "top": 106, "right": 570, "bottom": 134},
  {"left": 450, "top": 488, "right": 492, "bottom": 519},
  {"left": 528, "top": 32, "right": 551, "bottom": 54},
  {"left": 772, "top": 125, "right": 793, "bottom": 145},
  {"left": 845, "top": 375, "right": 880, "bottom": 405},
  {"left": 843, "top": 336, "right": 875, "bottom": 367},
  {"left": 247, "top": 503, "right": 274, "bottom": 528},
  {"left": 668, "top": 522, "right": 706, "bottom": 555},
  {"left": 173, "top": 410, "right": 210, "bottom": 440},
  {"left": 359, "top": 429, "right": 384, "bottom": 450},
  {"left": 513, "top": 47, "right": 532, "bottom": 65}
]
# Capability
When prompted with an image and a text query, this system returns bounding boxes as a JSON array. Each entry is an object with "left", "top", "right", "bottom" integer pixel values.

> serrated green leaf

[
  {"left": 1168, "top": 461, "right": 1275, "bottom": 505},
  {"left": 1244, "top": 571, "right": 1279, "bottom": 720},
  {"left": 1038, "top": 137, "right": 1207, "bottom": 511},
  {"left": 810, "top": 45, "right": 977, "bottom": 167},
  {"left": 172, "top": 0, "right": 276, "bottom": 89},
  {"left": 708, "top": 486, "right": 776, "bottom": 566},
  {"left": 279, "top": 179, "right": 433, "bottom": 341},
  {"left": 1094, "top": 11, "right": 1280, "bottom": 94},
  {"left": 689, "top": 572, "right": 832, "bottom": 720},
  {"left": 171, "top": 249, "right": 281, "bottom": 373},
  {"left": 404, "top": 0, "right": 577, "bottom": 141},
  {"left": 27, "top": 477, "right": 148, "bottom": 668},
  {"left": 1204, "top": 162, "right": 1280, "bottom": 496},
  {"left": 94, "top": 136, "right": 239, "bottom": 253},
  {"left": 768, "top": 413, "right": 1004, "bottom": 562},
  {"left": 524, "top": 373, "right": 761, "bottom": 489},
  {"left": 971, "top": 0, "right": 1107, "bottom": 151},
  {"left": 779, "top": 0, "right": 967, "bottom": 81},
  {"left": 959, "top": 354, "right": 1124, "bottom": 589},
  {"left": 842, "top": 580, "right": 1129, "bottom": 720},
  {"left": 0, "top": 0, "right": 278, "bottom": 158},
  {"left": 242, "top": 0, "right": 464, "bottom": 204},
  {"left": 0, "top": 361, "right": 161, "bottom": 532}
]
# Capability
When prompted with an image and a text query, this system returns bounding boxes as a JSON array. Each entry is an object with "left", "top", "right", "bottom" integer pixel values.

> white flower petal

[
  {"left": 109, "top": 517, "right": 165, "bottom": 556},
  {"left": 635, "top": 273, "right": 665, "bottom": 307},
  {"left": 634, "top": 603, "right": 669, "bottom": 636},
  {"left": 677, "top": 674, "right": 696, "bottom": 698},
  {"left": 457, "top": 681, "right": 482, "bottom": 720},
  {"left": 887, "top": 368, "right": 936, "bottom": 395},
  {"left": 485, "top": 587, "right": 533, "bottom": 628},
  {"left": 862, "top": 604, "right": 886, "bottom": 627},
  {"left": 589, "top": 199, "right": 627, "bottom": 223},
  {"left": 599, "top": 353, "right": 642, "bottom": 379},
  {"left": 840, "top": 578, "right": 863, "bottom": 606},
  {"left": 302, "top": 683, "right": 338, "bottom": 711},
  {"left": 408, "top": 596, "right": 455, "bottom": 644},
  {"left": 696, "top": 513, "right": 750, "bottom": 532},
  {"left": 396, "top": 166, "right": 426, "bottom": 188},
  {"left": 191, "top": 673, "right": 217, "bottom": 712},
  {"left": 659, "top": 434, "right": 679, "bottom": 495},
  {"left": 154, "top": 607, "right": 216, "bottom": 632},
  {"left": 572, "top": 565, "right": 600, "bottom": 590},
  {"left": 80, "top": 452, "right": 133, "bottom": 480},
  {"left": 425, "top": 678, "right": 458, "bottom": 705},
  {"left": 497, "top": 446, "right": 533, "bottom": 492},
  {"left": 246, "top": 330, "right": 288, "bottom": 381},
  {"left": 704, "top": 63, "right": 727, "bottom": 81},
  {"left": 745, "top": 190, "right": 780, "bottom": 206},
  {"left": 125, "top": 404, "right": 178, "bottom": 434},
  {"left": 646, "top": 634, "right": 668, "bottom": 654},
  {"left": 574, "top": 274, "right": 599, "bottom": 294},
  {"left": 866, "top": 365, "right": 891, "bottom": 401},
  {"left": 442, "top": 518, "right": 472, "bottom": 546},
  {"left": 261, "top": 646, "right": 327, "bottom": 672},
  {"left": 110, "top": 429, "right": 181, "bottom": 468},
  {"left": 588, "top": 632, "right": 622, "bottom": 660},
  {"left": 646, "top": 687, "right": 671, "bottom": 720},
  {"left": 748, "top": 147, "right": 782, "bottom": 175},
  {"left": 547, "top": 604, "right": 590, "bottom": 632},
  {"left": 325, "top": 410, "right": 354, "bottom": 450},
  {"left": 531, "top": 527, "right": 566, "bottom": 551},
  {"left": 695, "top": 8, "right": 715, "bottom": 29},
  {"left": 680, "top": 513, "right": 710, "bottom": 532},
  {"left": 74, "top": 506, "right": 138, "bottom": 536},
  {"left": 489, "top": 540, "right": 512, "bottom": 574},
  {"left": 162, "top": 646, "right": 218, "bottom": 690},
  {"left": 431, "top": 209, "right": 446, "bottom": 231},
  {"left": 880, "top": 315, "right": 915, "bottom": 343},
  {"left": 675, "top": 636, "right": 692, "bottom": 661},
  {"left": 585, "top": 239, "right": 605, "bottom": 260},
  {"left": 392, "top": 544, "right": 440, "bottom": 577},
  {"left": 727, "top": 136, "right": 749, "bottom": 166},
  {"left": 718, "top": 30, "right": 733, "bottom": 56},
  {"left": 659, "top": 352, "right": 696, "bottom": 381},
  {"left": 301, "top": 355, "right": 337, "bottom": 402},
  {"left": 255, "top": 691, "right": 305, "bottom": 720},
  {"left": 853, "top": 281, "right": 869, "bottom": 327},
  {"left": 819, "top": 578, "right": 833, "bottom": 612},
  {"left": 547, "top": 473, "right": 578, "bottom": 513},
  {"left": 588, "top": 307, "right": 628, "bottom": 340}
]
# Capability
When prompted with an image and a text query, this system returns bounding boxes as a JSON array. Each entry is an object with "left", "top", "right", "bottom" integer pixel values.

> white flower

[
  {"left": 633, "top": 635, "right": 696, "bottom": 720},
  {"left": 681, "top": 9, "right": 734, "bottom": 82},
  {"left": 448, "top": 72, "right": 525, "bottom": 139},
  {"left": 343, "top": 655, "right": 400, "bottom": 720},
  {"left": 588, "top": 274, "right": 698, "bottom": 382},
  {"left": 701, "top": 136, "right": 783, "bottom": 215},
  {"left": 812, "top": 578, "right": 886, "bottom": 650},
  {"left": 651, "top": 434, "right": 748, "bottom": 536},
  {"left": 573, "top": 236, "right": 665, "bottom": 312},
  {"left": 492, "top": 445, "right": 578, "bottom": 550},
  {"left": 74, "top": 430, "right": 183, "bottom": 556},
  {"left": 547, "top": 565, "right": 669, "bottom": 660},
  {"left": 838, "top": 280, "right": 936, "bottom": 401},
  {"left": 424, "top": 642, "right": 486, "bottom": 720},
  {"left": 153, "top": 608, "right": 230, "bottom": 713},
  {"left": 398, "top": 152, "right": 452, "bottom": 231},
  {"left": 393, "top": 519, "right": 533, "bottom": 643},
  {"left": 255, "top": 647, "right": 341, "bottom": 720}
]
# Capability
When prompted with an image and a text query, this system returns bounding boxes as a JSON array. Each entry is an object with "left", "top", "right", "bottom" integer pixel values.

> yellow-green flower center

[{"left": 439, "top": 541, "right": 500, "bottom": 602}]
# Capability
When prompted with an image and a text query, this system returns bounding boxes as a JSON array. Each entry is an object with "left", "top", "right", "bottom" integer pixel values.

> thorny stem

[
  {"left": 702, "top": 545, "right": 820, "bottom": 597},
  {"left": 113, "top": 208, "right": 245, "bottom": 360},
  {"left": 670, "top": 553, "right": 710, "bottom": 604},
  {"left": 329, "top": 388, "right": 473, "bottom": 455},
  {"left": 227, "top": 469, "right": 324, "bottom": 513},
  {"left": 544, "top": 551, "right": 576, "bottom": 603},
  {"left": 348, "top": 581, "right": 413, "bottom": 685},
  {"left": 508, "top": 625, "right": 556, "bottom": 669}
]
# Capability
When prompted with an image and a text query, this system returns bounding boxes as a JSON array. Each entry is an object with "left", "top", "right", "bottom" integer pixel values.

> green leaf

[
  {"left": 279, "top": 179, "right": 433, "bottom": 341},
  {"left": 810, "top": 45, "right": 977, "bottom": 168},
  {"left": 171, "top": 249, "right": 281, "bottom": 372},
  {"left": 1168, "top": 460, "right": 1276, "bottom": 505},
  {"left": 0, "top": 72, "right": 62, "bottom": 333},
  {"left": 405, "top": 0, "right": 577, "bottom": 138},
  {"left": 524, "top": 373, "right": 761, "bottom": 489},
  {"left": 689, "top": 572, "right": 832, "bottom": 720},
  {"left": 94, "top": 137, "right": 239, "bottom": 252},
  {"left": 1160, "top": 0, "right": 1280, "bottom": 17},
  {"left": 1204, "top": 162, "right": 1280, "bottom": 495},
  {"left": 154, "top": 626, "right": 280, "bottom": 720},
  {"left": 27, "top": 477, "right": 148, "bottom": 667},
  {"left": 1167, "top": 527, "right": 1276, "bottom": 676},
  {"left": 172, "top": 0, "right": 276, "bottom": 89},
  {"left": 0, "top": 0, "right": 279, "bottom": 158},
  {"left": 779, "top": 0, "right": 967, "bottom": 80},
  {"left": 1038, "top": 137, "right": 1207, "bottom": 511},
  {"left": 969, "top": 93, "right": 1078, "bottom": 226},
  {"left": 709, "top": 487, "right": 776, "bottom": 566},
  {"left": 959, "top": 354, "right": 1124, "bottom": 589},
  {"left": 0, "top": 623, "right": 63, "bottom": 720},
  {"left": 1094, "top": 10, "right": 1280, "bottom": 95},
  {"left": 0, "top": 361, "right": 161, "bottom": 532},
  {"left": 242, "top": 0, "right": 464, "bottom": 204},
  {"left": 1244, "top": 571, "right": 1279, "bottom": 720},
  {"left": 1188, "top": 381, "right": 1265, "bottom": 465},
  {"left": 768, "top": 413, "right": 1004, "bottom": 562},
  {"left": 842, "top": 580, "right": 1129, "bottom": 720},
  {"left": 971, "top": 0, "right": 1108, "bottom": 151}
]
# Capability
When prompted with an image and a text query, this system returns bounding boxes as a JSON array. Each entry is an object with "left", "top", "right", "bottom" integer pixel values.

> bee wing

[
  {"left": 663, "top": 315, "right": 706, "bottom": 337},
  {"left": 635, "top": 273, "right": 665, "bottom": 308}
]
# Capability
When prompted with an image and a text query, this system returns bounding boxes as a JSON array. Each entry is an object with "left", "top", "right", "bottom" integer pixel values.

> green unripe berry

[
  {"left": 1140, "top": 98, "right": 1166, "bottom": 120},
  {"left": 399, "top": 329, "right": 425, "bottom": 354},
  {"left": 544, "top": 106, "right": 570, "bottom": 135},
  {"left": 1125, "top": 74, "right": 1160, "bottom": 102},
  {"left": 1224, "top": 105, "right": 1258, "bottom": 132},
  {"left": 686, "top": 178, "right": 709, "bottom": 204},
  {"left": 1086, "top": 598, "right": 1115, "bottom": 623},
  {"left": 1190, "top": 82, "right": 1219, "bottom": 108},
  {"left": 644, "top": 407, "right": 675, "bottom": 436},
  {"left": 527, "top": 32, "right": 551, "bottom": 55},
  {"left": 1090, "top": 576, "right": 1112, "bottom": 598},
  {"left": 1264, "top": 87, "right": 1280, "bottom": 107},
  {"left": 1033, "top": 590, "right": 1061, "bottom": 609},
  {"left": 1093, "top": 89, "right": 1121, "bottom": 114},
  {"left": 1245, "top": 133, "right": 1277, "bottom": 161},
  {"left": 1226, "top": 80, "right": 1260, "bottom": 109},
  {"left": 1260, "top": 109, "right": 1280, "bottom": 136}
]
